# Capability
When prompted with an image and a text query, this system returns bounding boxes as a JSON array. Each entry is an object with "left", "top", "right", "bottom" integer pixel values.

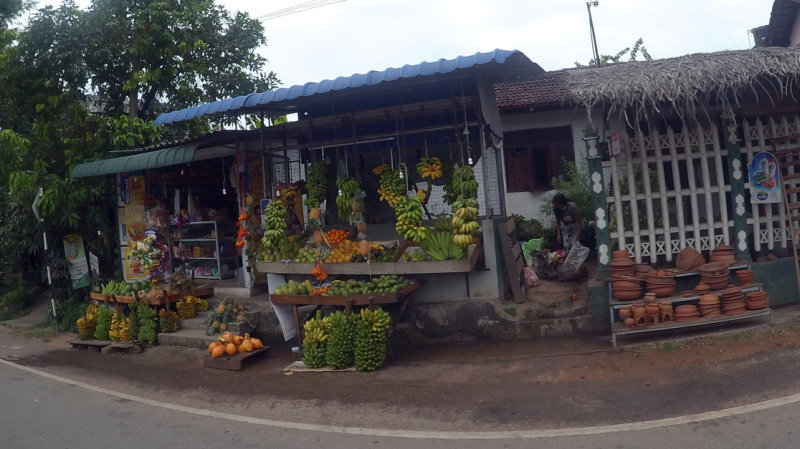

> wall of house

[{"left": 499, "top": 109, "right": 595, "bottom": 221}]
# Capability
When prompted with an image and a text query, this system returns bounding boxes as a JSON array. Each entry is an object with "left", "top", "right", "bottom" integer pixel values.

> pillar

[
  {"left": 585, "top": 129, "right": 611, "bottom": 279},
  {"left": 723, "top": 113, "right": 751, "bottom": 261}
]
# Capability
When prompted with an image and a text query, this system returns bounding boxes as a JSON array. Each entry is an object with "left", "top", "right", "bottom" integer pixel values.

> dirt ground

[{"left": 4, "top": 309, "right": 800, "bottom": 432}]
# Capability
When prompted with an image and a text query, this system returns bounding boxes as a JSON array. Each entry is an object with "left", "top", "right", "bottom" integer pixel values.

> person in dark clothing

[{"left": 552, "top": 193, "right": 581, "bottom": 254}]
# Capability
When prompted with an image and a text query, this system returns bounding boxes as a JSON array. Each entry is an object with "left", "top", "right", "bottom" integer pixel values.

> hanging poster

[
  {"left": 749, "top": 152, "right": 781, "bottom": 204},
  {"left": 63, "top": 234, "right": 90, "bottom": 289},
  {"left": 118, "top": 175, "right": 147, "bottom": 245},
  {"left": 122, "top": 246, "right": 147, "bottom": 281}
]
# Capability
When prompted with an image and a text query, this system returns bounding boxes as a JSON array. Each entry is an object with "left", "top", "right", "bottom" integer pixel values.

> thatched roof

[{"left": 496, "top": 47, "right": 800, "bottom": 124}]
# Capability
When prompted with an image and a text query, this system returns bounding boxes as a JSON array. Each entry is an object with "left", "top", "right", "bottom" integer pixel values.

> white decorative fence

[
  {"left": 603, "top": 114, "right": 800, "bottom": 264},
  {"left": 604, "top": 123, "right": 731, "bottom": 264},
  {"left": 741, "top": 116, "right": 800, "bottom": 252}
]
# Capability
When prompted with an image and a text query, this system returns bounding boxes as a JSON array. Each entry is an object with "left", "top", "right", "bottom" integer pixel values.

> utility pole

[{"left": 586, "top": 1, "right": 601, "bottom": 67}]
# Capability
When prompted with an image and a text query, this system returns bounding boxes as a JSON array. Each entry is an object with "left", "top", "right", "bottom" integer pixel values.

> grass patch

[
  {"left": 658, "top": 341, "right": 684, "bottom": 353},
  {"left": 22, "top": 323, "right": 58, "bottom": 342},
  {"left": 503, "top": 307, "right": 517, "bottom": 317}
]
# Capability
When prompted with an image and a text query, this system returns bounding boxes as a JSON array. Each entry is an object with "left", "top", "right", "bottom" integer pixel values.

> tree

[
  {"left": 575, "top": 37, "right": 652, "bottom": 67},
  {"left": 83, "top": 0, "right": 280, "bottom": 121}
]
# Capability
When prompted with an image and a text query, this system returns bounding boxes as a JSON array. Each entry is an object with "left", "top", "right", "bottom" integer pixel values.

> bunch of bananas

[
  {"left": 158, "top": 308, "right": 180, "bottom": 333},
  {"left": 372, "top": 163, "right": 390, "bottom": 176},
  {"left": 196, "top": 298, "right": 209, "bottom": 312},
  {"left": 444, "top": 164, "right": 479, "bottom": 205},
  {"left": 302, "top": 310, "right": 330, "bottom": 369},
  {"left": 137, "top": 303, "right": 158, "bottom": 344},
  {"left": 452, "top": 197, "right": 480, "bottom": 247},
  {"left": 176, "top": 297, "right": 197, "bottom": 319},
  {"left": 109, "top": 310, "right": 124, "bottom": 341},
  {"left": 304, "top": 161, "right": 328, "bottom": 209},
  {"left": 394, "top": 196, "right": 428, "bottom": 243},
  {"left": 93, "top": 305, "right": 113, "bottom": 340},
  {"left": 378, "top": 169, "right": 407, "bottom": 207},
  {"left": 325, "top": 310, "right": 358, "bottom": 369},
  {"left": 335, "top": 176, "right": 361, "bottom": 222},
  {"left": 416, "top": 156, "right": 442, "bottom": 180},
  {"left": 421, "top": 231, "right": 466, "bottom": 261},
  {"left": 262, "top": 200, "right": 287, "bottom": 249},
  {"left": 76, "top": 303, "right": 98, "bottom": 340},
  {"left": 417, "top": 188, "right": 426, "bottom": 203},
  {"left": 278, "top": 187, "right": 298, "bottom": 204},
  {"left": 128, "top": 300, "right": 140, "bottom": 341},
  {"left": 118, "top": 317, "right": 131, "bottom": 342},
  {"left": 354, "top": 307, "right": 391, "bottom": 371}
]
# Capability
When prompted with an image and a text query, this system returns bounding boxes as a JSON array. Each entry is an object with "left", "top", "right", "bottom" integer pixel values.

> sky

[{"left": 37, "top": 0, "right": 776, "bottom": 89}]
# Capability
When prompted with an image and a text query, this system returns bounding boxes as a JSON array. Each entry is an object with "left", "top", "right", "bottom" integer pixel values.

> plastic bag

[
  {"left": 558, "top": 241, "right": 590, "bottom": 281},
  {"left": 522, "top": 238, "right": 544, "bottom": 266},
  {"left": 523, "top": 264, "right": 540, "bottom": 288}
]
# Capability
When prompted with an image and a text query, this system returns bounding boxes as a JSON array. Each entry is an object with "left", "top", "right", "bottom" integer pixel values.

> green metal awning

[{"left": 71, "top": 143, "right": 199, "bottom": 178}]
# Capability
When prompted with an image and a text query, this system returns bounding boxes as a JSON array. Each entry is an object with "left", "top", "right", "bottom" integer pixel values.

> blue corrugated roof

[{"left": 155, "top": 49, "right": 526, "bottom": 126}]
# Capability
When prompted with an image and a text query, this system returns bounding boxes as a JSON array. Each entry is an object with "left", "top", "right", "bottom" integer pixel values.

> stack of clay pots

[
  {"left": 675, "top": 247, "right": 706, "bottom": 272},
  {"left": 674, "top": 304, "right": 700, "bottom": 322},
  {"left": 736, "top": 269, "right": 755, "bottom": 286},
  {"left": 709, "top": 244, "right": 736, "bottom": 266},
  {"left": 721, "top": 286, "right": 746, "bottom": 315},
  {"left": 634, "top": 263, "right": 654, "bottom": 280},
  {"left": 699, "top": 262, "right": 730, "bottom": 290},
  {"left": 611, "top": 275, "right": 643, "bottom": 300},
  {"left": 645, "top": 270, "right": 676, "bottom": 297},
  {"left": 610, "top": 250, "right": 636, "bottom": 277},
  {"left": 694, "top": 282, "right": 711, "bottom": 295},
  {"left": 745, "top": 291, "right": 770, "bottom": 310},
  {"left": 698, "top": 293, "right": 721, "bottom": 318}
]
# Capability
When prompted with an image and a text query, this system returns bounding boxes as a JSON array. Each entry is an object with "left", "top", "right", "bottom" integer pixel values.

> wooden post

[
  {"left": 744, "top": 118, "right": 762, "bottom": 253},
  {"left": 724, "top": 113, "right": 751, "bottom": 261},
  {"left": 585, "top": 129, "right": 611, "bottom": 279}
]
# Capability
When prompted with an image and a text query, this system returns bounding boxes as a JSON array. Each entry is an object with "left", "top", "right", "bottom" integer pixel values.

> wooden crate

[{"left": 202, "top": 346, "right": 271, "bottom": 371}]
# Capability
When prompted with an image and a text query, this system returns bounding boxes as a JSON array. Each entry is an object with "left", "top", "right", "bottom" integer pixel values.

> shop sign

[
  {"left": 63, "top": 234, "right": 90, "bottom": 289},
  {"left": 749, "top": 152, "right": 781, "bottom": 204}
]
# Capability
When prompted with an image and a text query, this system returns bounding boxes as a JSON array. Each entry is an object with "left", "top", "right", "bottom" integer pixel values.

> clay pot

[
  {"left": 612, "top": 275, "right": 643, "bottom": 290},
  {"left": 619, "top": 307, "right": 633, "bottom": 319},
  {"left": 676, "top": 247, "right": 704, "bottom": 272},
  {"left": 612, "top": 287, "right": 642, "bottom": 300},
  {"left": 648, "top": 285, "right": 676, "bottom": 298},
  {"left": 736, "top": 269, "right": 755, "bottom": 285},
  {"left": 612, "top": 250, "right": 632, "bottom": 261},
  {"left": 699, "top": 262, "right": 729, "bottom": 277},
  {"left": 645, "top": 303, "right": 660, "bottom": 315}
]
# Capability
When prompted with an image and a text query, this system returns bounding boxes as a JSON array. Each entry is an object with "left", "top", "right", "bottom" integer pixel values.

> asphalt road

[{"left": 2, "top": 359, "right": 798, "bottom": 449}]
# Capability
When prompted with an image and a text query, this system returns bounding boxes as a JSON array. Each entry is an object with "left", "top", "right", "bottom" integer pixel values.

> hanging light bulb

[
  {"left": 468, "top": 154, "right": 474, "bottom": 165},
  {"left": 399, "top": 169, "right": 404, "bottom": 179},
  {"left": 276, "top": 189, "right": 281, "bottom": 198},
  {"left": 221, "top": 158, "right": 226, "bottom": 195},
  {"left": 222, "top": 187, "right": 227, "bottom": 195},
  {"left": 338, "top": 188, "right": 342, "bottom": 195}
]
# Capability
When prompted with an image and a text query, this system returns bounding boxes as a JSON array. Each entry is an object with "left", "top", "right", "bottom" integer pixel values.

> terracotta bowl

[
  {"left": 612, "top": 250, "right": 632, "bottom": 261},
  {"left": 612, "top": 278, "right": 643, "bottom": 290},
  {"left": 676, "top": 247, "right": 703, "bottom": 272},
  {"left": 648, "top": 285, "right": 676, "bottom": 298},
  {"left": 698, "top": 293, "right": 720, "bottom": 304},
  {"left": 613, "top": 288, "right": 642, "bottom": 300},
  {"left": 700, "top": 262, "right": 730, "bottom": 276}
]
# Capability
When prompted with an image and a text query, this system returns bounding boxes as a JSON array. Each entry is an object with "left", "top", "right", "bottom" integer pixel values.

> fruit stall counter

[
  {"left": 90, "top": 291, "right": 182, "bottom": 306},
  {"left": 270, "top": 281, "right": 423, "bottom": 342},
  {"left": 255, "top": 241, "right": 482, "bottom": 275}
]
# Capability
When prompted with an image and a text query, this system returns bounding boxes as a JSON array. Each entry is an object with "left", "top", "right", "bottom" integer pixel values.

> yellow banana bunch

[
  {"left": 372, "top": 163, "right": 390, "bottom": 176},
  {"left": 416, "top": 157, "right": 442, "bottom": 180},
  {"left": 417, "top": 189, "right": 426, "bottom": 203}
]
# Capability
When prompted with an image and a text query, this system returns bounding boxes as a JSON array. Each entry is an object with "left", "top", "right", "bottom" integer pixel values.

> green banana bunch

[
  {"left": 394, "top": 196, "right": 428, "bottom": 243},
  {"left": 325, "top": 310, "right": 358, "bottom": 369},
  {"left": 444, "top": 164, "right": 479, "bottom": 205},
  {"left": 303, "top": 310, "right": 330, "bottom": 368},
  {"left": 261, "top": 201, "right": 287, "bottom": 249},
  {"left": 136, "top": 302, "right": 158, "bottom": 345},
  {"left": 355, "top": 307, "right": 391, "bottom": 371},
  {"left": 335, "top": 176, "right": 361, "bottom": 221},
  {"left": 304, "top": 161, "right": 328, "bottom": 209},
  {"left": 421, "top": 231, "right": 466, "bottom": 261},
  {"left": 93, "top": 305, "right": 113, "bottom": 340}
]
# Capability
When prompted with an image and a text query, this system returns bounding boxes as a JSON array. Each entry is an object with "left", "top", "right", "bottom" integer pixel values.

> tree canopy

[{"left": 0, "top": 0, "right": 279, "bottom": 326}]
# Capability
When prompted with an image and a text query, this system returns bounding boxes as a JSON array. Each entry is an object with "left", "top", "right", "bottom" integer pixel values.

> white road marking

[{"left": 2, "top": 357, "right": 796, "bottom": 439}]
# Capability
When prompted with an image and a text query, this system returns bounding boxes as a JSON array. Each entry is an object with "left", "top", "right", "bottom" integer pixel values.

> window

[{"left": 503, "top": 126, "right": 575, "bottom": 192}]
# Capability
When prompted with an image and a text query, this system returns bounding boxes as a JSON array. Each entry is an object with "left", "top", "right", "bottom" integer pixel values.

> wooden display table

[
  {"left": 255, "top": 242, "right": 482, "bottom": 275},
  {"left": 271, "top": 282, "right": 424, "bottom": 341},
  {"left": 90, "top": 291, "right": 182, "bottom": 306}
]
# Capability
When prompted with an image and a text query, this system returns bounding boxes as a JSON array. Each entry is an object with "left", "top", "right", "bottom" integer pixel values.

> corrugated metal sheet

[
  {"left": 155, "top": 49, "right": 524, "bottom": 126},
  {"left": 71, "top": 143, "right": 198, "bottom": 178}
]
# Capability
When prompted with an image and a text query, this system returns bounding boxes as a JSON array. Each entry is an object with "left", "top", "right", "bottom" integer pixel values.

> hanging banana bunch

[{"left": 395, "top": 196, "right": 428, "bottom": 243}]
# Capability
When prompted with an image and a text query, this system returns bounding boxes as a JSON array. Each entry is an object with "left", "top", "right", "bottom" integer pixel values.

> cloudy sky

[{"left": 38, "top": 0, "right": 776, "bottom": 88}]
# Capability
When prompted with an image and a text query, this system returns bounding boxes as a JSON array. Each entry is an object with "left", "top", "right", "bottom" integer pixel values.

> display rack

[
  {"left": 608, "top": 264, "right": 772, "bottom": 347},
  {"left": 172, "top": 221, "right": 238, "bottom": 280}
]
